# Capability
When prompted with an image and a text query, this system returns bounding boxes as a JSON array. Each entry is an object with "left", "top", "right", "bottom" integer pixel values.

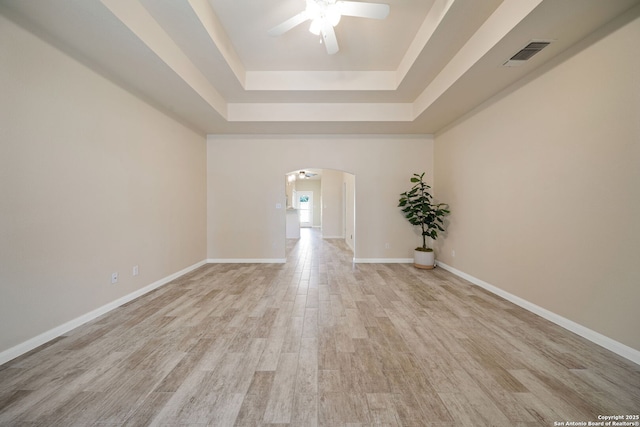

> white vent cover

[{"left": 503, "top": 40, "right": 552, "bottom": 67}]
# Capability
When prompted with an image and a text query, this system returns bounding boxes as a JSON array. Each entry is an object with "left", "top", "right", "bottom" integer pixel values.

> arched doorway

[{"left": 284, "top": 168, "right": 355, "bottom": 257}]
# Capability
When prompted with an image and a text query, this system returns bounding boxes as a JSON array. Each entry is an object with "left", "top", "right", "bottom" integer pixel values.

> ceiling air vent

[{"left": 503, "top": 40, "right": 552, "bottom": 67}]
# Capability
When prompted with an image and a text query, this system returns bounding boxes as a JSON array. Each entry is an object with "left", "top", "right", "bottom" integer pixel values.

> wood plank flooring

[{"left": 1, "top": 228, "right": 639, "bottom": 426}]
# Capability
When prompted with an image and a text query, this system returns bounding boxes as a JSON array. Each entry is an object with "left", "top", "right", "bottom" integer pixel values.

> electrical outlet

[
  {"left": 384, "top": 243, "right": 390, "bottom": 249},
  {"left": 111, "top": 272, "right": 119, "bottom": 284},
  {"left": 452, "top": 249, "right": 456, "bottom": 258},
  {"left": 132, "top": 265, "right": 139, "bottom": 276}
]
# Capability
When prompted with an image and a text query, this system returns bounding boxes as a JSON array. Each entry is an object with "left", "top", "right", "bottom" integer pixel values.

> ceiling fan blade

[
  {"left": 337, "top": 1, "right": 390, "bottom": 19},
  {"left": 268, "top": 11, "right": 309, "bottom": 36},
  {"left": 321, "top": 22, "right": 339, "bottom": 55}
]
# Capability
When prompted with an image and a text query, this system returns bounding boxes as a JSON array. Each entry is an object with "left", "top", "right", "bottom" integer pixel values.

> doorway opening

[{"left": 284, "top": 168, "right": 355, "bottom": 257}]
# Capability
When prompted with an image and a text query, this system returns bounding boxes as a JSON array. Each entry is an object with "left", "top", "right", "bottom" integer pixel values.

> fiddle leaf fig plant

[{"left": 398, "top": 172, "right": 450, "bottom": 251}]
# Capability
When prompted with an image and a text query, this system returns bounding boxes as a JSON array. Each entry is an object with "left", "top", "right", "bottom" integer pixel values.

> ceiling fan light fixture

[
  {"left": 305, "top": 0, "right": 322, "bottom": 20},
  {"left": 269, "top": 0, "right": 390, "bottom": 55},
  {"left": 326, "top": 6, "right": 341, "bottom": 26},
  {"left": 307, "top": 1, "right": 341, "bottom": 35},
  {"left": 309, "top": 18, "right": 322, "bottom": 35}
]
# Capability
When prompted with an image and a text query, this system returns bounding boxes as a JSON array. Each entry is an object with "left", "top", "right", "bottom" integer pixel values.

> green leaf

[{"left": 399, "top": 173, "right": 449, "bottom": 241}]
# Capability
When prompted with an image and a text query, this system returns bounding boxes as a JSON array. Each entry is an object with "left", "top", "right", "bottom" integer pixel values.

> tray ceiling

[{"left": 1, "top": 0, "right": 638, "bottom": 135}]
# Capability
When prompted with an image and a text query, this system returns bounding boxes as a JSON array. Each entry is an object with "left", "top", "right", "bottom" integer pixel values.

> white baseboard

[
  {"left": 0, "top": 260, "right": 207, "bottom": 366},
  {"left": 436, "top": 261, "right": 640, "bottom": 366},
  {"left": 354, "top": 258, "right": 413, "bottom": 264},
  {"left": 206, "top": 258, "right": 286, "bottom": 264},
  {"left": 322, "top": 235, "right": 344, "bottom": 239}
]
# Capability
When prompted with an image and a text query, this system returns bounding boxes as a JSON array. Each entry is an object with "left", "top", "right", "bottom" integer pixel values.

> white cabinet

[{"left": 286, "top": 208, "right": 300, "bottom": 238}]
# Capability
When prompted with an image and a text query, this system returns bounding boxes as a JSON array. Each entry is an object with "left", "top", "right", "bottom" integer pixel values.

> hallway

[{"left": 1, "top": 230, "right": 638, "bottom": 425}]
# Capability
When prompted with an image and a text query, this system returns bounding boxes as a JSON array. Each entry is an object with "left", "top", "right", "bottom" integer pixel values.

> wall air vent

[{"left": 503, "top": 40, "right": 552, "bottom": 67}]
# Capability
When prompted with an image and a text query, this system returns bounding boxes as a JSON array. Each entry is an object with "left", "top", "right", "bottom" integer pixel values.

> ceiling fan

[
  {"left": 298, "top": 170, "right": 318, "bottom": 179},
  {"left": 268, "top": 0, "right": 390, "bottom": 55}
]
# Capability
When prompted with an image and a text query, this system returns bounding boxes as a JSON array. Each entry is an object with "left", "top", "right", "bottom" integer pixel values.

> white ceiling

[{"left": 2, "top": 0, "right": 638, "bottom": 135}]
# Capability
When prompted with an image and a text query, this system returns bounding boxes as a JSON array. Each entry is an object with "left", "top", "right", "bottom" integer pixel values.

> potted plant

[{"left": 398, "top": 172, "right": 450, "bottom": 269}]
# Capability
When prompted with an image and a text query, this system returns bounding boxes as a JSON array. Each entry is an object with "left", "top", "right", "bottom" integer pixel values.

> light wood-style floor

[{"left": 1, "top": 229, "right": 639, "bottom": 426}]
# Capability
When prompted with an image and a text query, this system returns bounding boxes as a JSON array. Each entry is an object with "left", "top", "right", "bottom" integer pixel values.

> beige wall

[
  {"left": 434, "top": 12, "right": 640, "bottom": 352},
  {"left": 321, "top": 169, "right": 345, "bottom": 238},
  {"left": 207, "top": 135, "right": 433, "bottom": 261},
  {"left": 0, "top": 16, "right": 207, "bottom": 355}
]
